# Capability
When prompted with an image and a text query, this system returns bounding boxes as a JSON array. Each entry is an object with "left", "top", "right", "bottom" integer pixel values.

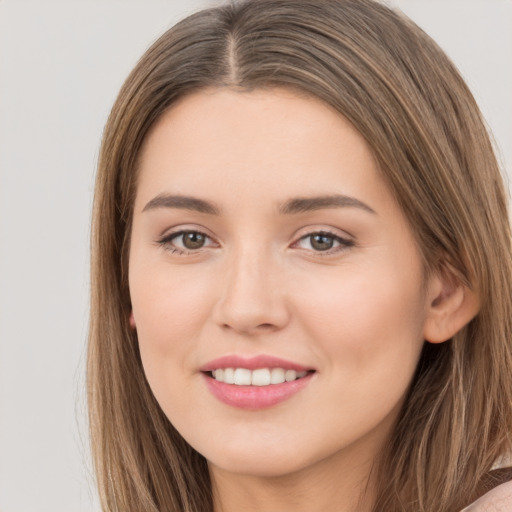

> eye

[
  {"left": 178, "top": 231, "right": 208, "bottom": 250},
  {"left": 157, "top": 230, "right": 216, "bottom": 254},
  {"left": 294, "top": 231, "right": 354, "bottom": 253}
]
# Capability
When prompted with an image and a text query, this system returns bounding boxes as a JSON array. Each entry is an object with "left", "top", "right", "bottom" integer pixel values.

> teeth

[
  {"left": 211, "top": 368, "right": 309, "bottom": 386},
  {"left": 285, "top": 369, "right": 296, "bottom": 382},
  {"left": 252, "top": 368, "right": 271, "bottom": 386},
  {"left": 270, "top": 368, "right": 285, "bottom": 384},
  {"left": 234, "top": 368, "right": 251, "bottom": 385},
  {"left": 223, "top": 368, "right": 235, "bottom": 384},
  {"left": 212, "top": 369, "right": 224, "bottom": 381}
]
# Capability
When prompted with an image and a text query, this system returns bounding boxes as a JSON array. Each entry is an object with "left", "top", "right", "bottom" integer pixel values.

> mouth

[
  {"left": 206, "top": 367, "right": 314, "bottom": 386},
  {"left": 200, "top": 356, "right": 316, "bottom": 410}
]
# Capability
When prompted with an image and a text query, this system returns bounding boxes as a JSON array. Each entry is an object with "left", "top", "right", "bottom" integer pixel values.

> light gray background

[{"left": 0, "top": 1, "right": 510, "bottom": 511}]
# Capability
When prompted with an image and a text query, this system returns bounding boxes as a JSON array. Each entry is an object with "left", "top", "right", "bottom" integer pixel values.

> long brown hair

[{"left": 88, "top": 1, "right": 512, "bottom": 510}]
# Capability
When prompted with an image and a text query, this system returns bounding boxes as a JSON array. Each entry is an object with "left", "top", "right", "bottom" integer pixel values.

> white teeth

[
  {"left": 285, "top": 369, "right": 297, "bottom": 382},
  {"left": 251, "top": 368, "right": 271, "bottom": 386},
  {"left": 211, "top": 367, "right": 310, "bottom": 386},
  {"left": 270, "top": 368, "right": 285, "bottom": 384},
  {"left": 234, "top": 368, "right": 251, "bottom": 385},
  {"left": 212, "top": 369, "right": 224, "bottom": 381},
  {"left": 223, "top": 368, "right": 235, "bottom": 384}
]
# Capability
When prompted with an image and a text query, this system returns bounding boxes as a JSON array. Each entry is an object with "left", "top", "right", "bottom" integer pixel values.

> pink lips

[
  {"left": 201, "top": 355, "right": 315, "bottom": 410},
  {"left": 200, "top": 354, "right": 312, "bottom": 372}
]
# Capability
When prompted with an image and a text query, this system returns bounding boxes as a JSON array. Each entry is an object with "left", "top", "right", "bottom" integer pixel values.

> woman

[{"left": 87, "top": 1, "right": 512, "bottom": 511}]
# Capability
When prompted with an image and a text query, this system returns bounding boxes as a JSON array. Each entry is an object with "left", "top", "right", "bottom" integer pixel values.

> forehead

[{"left": 134, "top": 87, "right": 399, "bottom": 221}]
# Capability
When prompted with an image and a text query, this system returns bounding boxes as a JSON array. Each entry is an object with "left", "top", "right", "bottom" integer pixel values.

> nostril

[
  {"left": 221, "top": 322, "right": 279, "bottom": 333},
  {"left": 257, "top": 323, "right": 276, "bottom": 330}
]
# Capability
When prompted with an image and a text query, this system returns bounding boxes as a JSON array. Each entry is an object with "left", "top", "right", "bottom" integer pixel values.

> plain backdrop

[{"left": 0, "top": 1, "right": 510, "bottom": 511}]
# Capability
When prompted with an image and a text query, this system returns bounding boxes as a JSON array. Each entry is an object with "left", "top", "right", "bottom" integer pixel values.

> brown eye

[
  {"left": 294, "top": 231, "right": 354, "bottom": 254},
  {"left": 310, "top": 234, "right": 335, "bottom": 251},
  {"left": 158, "top": 229, "right": 215, "bottom": 254},
  {"left": 181, "top": 231, "right": 207, "bottom": 249}
]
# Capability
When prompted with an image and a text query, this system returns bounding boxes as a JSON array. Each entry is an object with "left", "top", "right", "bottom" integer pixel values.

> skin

[
  {"left": 128, "top": 88, "right": 448, "bottom": 512},
  {"left": 462, "top": 480, "right": 512, "bottom": 511}
]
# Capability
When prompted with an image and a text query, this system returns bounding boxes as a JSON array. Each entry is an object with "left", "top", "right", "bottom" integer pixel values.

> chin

[{"left": 207, "top": 450, "right": 311, "bottom": 479}]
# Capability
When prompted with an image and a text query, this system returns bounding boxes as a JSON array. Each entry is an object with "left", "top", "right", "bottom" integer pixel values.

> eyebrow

[
  {"left": 279, "top": 195, "right": 376, "bottom": 215},
  {"left": 142, "top": 193, "right": 376, "bottom": 216},
  {"left": 142, "top": 194, "right": 221, "bottom": 215}
]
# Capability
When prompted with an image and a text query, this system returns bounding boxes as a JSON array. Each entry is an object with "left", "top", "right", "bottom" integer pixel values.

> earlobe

[
  {"left": 129, "top": 310, "right": 137, "bottom": 329},
  {"left": 423, "top": 269, "right": 480, "bottom": 344}
]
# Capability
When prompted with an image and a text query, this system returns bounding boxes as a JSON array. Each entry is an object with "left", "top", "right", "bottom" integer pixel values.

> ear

[
  {"left": 423, "top": 266, "right": 480, "bottom": 344},
  {"left": 129, "top": 310, "right": 137, "bottom": 329}
]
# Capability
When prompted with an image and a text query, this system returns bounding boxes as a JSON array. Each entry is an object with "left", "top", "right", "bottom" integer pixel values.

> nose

[{"left": 212, "top": 246, "right": 290, "bottom": 335}]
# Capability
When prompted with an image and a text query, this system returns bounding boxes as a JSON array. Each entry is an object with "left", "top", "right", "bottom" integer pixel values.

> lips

[
  {"left": 200, "top": 355, "right": 315, "bottom": 410},
  {"left": 200, "top": 354, "right": 312, "bottom": 372}
]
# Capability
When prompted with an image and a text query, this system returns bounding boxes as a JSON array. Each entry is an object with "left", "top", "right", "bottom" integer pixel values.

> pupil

[
  {"left": 183, "top": 232, "right": 205, "bottom": 249},
  {"left": 311, "top": 234, "right": 334, "bottom": 251}
]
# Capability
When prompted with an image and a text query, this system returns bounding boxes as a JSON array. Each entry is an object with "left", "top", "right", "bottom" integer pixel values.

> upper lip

[{"left": 200, "top": 355, "right": 314, "bottom": 372}]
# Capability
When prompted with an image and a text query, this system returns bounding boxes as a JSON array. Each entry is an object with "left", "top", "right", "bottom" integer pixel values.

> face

[{"left": 129, "top": 88, "right": 433, "bottom": 479}]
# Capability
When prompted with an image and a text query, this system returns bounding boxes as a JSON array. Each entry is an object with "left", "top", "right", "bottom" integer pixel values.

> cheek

[
  {"left": 130, "top": 264, "right": 214, "bottom": 387},
  {"left": 293, "top": 259, "right": 427, "bottom": 376},
  {"left": 130, "top": 274, "right": 214, "bottom": 429},
  {"left": 287, "top": 265, "right": 426, "bottom": 449},
  {"left": 132, "top": 262, "right": 210, "bottom": 335}
]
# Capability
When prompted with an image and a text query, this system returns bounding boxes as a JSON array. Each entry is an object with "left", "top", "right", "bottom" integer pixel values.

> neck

[{"left": 210, "top": 449, "right": 378, "bottom": 512}]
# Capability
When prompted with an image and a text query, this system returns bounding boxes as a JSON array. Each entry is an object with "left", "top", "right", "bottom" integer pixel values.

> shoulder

[{"left": 462, "top": 468, "right": 512, "bottom": 511}]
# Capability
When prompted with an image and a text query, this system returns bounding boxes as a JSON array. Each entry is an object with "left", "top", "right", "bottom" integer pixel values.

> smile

[
  {"left": 201, "top": 356, "right": 315, "bottom": 409},
  {"left": 210, "top": 367, "right": 310, "bottom": 386}
]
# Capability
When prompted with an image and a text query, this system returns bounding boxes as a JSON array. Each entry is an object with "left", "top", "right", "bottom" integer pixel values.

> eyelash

[
  {"left": 157, "top": 230, "right": 216, "bottom": 256},
  {"left": 156, "top": 229, "right": 354, "bottom": 256},
  {"left": 292, "top": 230, "right": 354, "bottom": 256}
]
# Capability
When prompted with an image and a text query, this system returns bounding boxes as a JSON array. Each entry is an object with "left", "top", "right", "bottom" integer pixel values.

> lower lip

[{"left": 203, "top": 372, "right": 314, "bottom": 410}]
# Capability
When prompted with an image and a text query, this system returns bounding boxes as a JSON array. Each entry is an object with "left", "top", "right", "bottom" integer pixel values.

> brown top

[{"left": 462, "top": 468, "right": 512, "bottom": 511}]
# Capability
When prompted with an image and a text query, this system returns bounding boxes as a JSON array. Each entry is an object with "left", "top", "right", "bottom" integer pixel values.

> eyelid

[
  {"left": 292, "top": 225, "right": 354, "bottom": 242},
  {"left": 157, "top": 222, "right": 215, "bottom": 239},
  {"left": 156, "top": 226, "right": 219, "bottom": 255},
  {"left": 290, "top": 227, "right": 355, "bottom": 255},
  {"left": 155, "top": 224, "right": 355, "bottom": 256}
]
